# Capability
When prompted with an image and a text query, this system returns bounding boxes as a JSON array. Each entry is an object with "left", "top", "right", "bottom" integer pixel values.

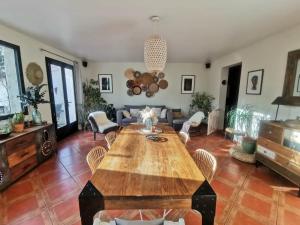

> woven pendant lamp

[{"left": 144, "top": 16, "right": 167, "bottom": 73}]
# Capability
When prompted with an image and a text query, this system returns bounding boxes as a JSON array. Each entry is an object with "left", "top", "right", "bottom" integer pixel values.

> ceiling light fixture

[{"left": 144, "top": 16, "right": 167, "bottom": 73}]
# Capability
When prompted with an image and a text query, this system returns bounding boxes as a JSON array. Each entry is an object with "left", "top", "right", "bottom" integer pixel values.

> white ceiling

[{"left": 1, "top": 0, "right": 300, "bottom": 62}]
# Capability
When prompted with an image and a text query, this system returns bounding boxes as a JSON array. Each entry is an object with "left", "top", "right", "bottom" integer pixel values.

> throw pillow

[
  {"left": 122, "top": 110, "right": 131, "bottom": 119},
  {"left": 173, "top": 111, "right": 182, "bottom": 119},
  {"left": 115, "top": 218, "right": 164, "bottom": 225},
  {"left": 151, "top": 107, "right": 162, "bottom": 117},
  {"left": 130, "top": 108, "right": 140, "bottom": 118},
  {"left": 160, "top": 108, "right": 167, "bottom": 119}
]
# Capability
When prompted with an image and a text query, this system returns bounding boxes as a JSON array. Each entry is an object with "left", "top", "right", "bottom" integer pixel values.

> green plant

[
  {"left": 12, "top": 112, "right": 25, "bottom": 124},
  {"left": 18, "top": 84, "right": 50, "bottom": 109},
  {"left": 190, "top": 92, "right": 215, "bottom": 117},
  {"left": 226, "top": 105, "right": 253, "bottom": 136},
  {"left": 79, "top": 79, "right": 115, "bottom": 130}
]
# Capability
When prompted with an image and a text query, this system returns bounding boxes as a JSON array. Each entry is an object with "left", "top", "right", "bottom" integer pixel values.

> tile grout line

[{"left": 223, "top": 166, "right": 253, "bottom": 225}]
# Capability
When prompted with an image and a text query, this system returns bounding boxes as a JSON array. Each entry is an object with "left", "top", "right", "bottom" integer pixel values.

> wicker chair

[
  {"left": 105, "top": 131, "right": 117, "bottom": 150},
  {"left": 179, "top": 131, "right": 190, "bottom": 145},
  {"left": 193, "top": 149, "right": 217, "bottom": 182},
  {"left": 86, "top": 146, "right": 107, "bottom": 174}
]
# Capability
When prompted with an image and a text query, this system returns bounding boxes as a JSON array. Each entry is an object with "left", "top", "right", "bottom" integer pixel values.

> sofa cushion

[
  {"left": 158, "top": 118, "right": 168, "bottom": 123},
  {"left": 151, "top": 107, "right": 162, "bottom": 117},
  {"left": 122, "top": 110, "right": 131, "bottom": 119},
  {"left": 122, "top": 117, "right": 137, "bottom": 124},
  {"left": 160, "top": 108, "right": 167, "bottom": 119},
  {"left": 129, "top": 108, "right": 140, "bottom": 117}
]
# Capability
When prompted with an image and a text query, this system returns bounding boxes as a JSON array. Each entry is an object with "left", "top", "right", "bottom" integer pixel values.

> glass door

[{"left": 46, "top": 57, "right": 78, "bottom": 139}]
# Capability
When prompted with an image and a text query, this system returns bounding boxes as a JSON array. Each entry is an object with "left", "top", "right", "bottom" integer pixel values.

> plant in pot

[
  {"left": 79, "top": 79, "right": 115, "bottom": 130},
  {"left": 12, "top": 112, "right": 25, "bottom": 132},
  {"left": 190, "top": 92, "right": 215, "bottom": 117},
  {"left": 226, "top": 105, "right": 256, "bottom": 154},
  {"left": 18, "top": 84, "right": 50, "bottom": 125}
]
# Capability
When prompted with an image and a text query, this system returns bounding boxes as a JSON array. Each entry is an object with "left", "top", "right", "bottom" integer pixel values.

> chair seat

[{"left": 98, "top": 121, "right": 118, "bottom": 133}]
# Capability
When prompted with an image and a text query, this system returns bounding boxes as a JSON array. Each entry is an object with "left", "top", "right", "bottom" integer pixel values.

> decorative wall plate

[
  {"left": 134, "top": 71, "right": 142, "bottom": 78},
  {"left": 149, "top": 83, "right": 159, "bottom": 93},
  {"left": 127, "top": 89, "right": 133, "bottom": 96},
  {"left": 146, "top": 91, "right": 154, "bottom": 97},
  {"left": 158, "top": 72, "right": 165, "bottom": 79},
  {"left": 158, "top": 79, "right": 168, "bottom": 89},
  {"left": 124, "top": 68, "right": 135, "bottom": 80},
  {"left": 26, "top": 62, "right": 44, "bottom": 85},
  {"left": 126, "top": 80, "right": 135, "bottom": 88},
  {"left": 132, "top": 86, "right": 142, "bottom": 95}
]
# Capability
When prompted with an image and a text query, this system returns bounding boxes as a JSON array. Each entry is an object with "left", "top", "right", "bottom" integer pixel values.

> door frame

[{"left": 45, "top": 57, "right": 78, "bottom": 140}]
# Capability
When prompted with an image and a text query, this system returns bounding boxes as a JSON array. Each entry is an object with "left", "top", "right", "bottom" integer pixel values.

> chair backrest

[
  {"left": 179, "top": 131, "right": 190, "bottom": 145},
  {"left": 86, "top": 146, "right": 107, "bottom": 174},
  {"left": 89, "top": 111, "right": 109, "bottom": 125},
  {"left": 188, "top": 111, "right": 205, "bottom": 126},
  {"left": 105, "top": 131, "right": 117, "bottom": 149},
  {"left": 193, "top": 149, "right": 217, "bottom": 183}
]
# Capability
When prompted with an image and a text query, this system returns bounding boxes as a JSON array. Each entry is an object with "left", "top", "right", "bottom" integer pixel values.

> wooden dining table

[{"left": 79, "top": 124, "right": 216, "bottom": 225}]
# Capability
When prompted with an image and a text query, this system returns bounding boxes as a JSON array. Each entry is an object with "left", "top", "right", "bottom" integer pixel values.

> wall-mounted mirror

[{"left": 280, "top": 49, "right": 300, "bottom": 105}]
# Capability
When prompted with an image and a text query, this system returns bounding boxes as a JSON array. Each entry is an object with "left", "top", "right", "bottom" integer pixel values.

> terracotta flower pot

[{"left": 14, "top": 123, "right": 25, "bottom": 133}]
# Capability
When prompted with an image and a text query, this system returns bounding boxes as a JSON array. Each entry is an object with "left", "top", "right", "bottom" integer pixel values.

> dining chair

[
  {"left": 179, "top": 131, "right": 190, "bottom": 145},
  {"left": 86, "top": 146, "right": 107, "bottom": 174},
  {"left": 105, "top": 131, "right": 117, "bottom": 150},
  {"left": 193, "top": 149, "right": 217, "bottom": 182}
]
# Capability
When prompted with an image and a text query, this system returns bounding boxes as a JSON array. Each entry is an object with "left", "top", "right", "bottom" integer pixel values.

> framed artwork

[
  {"left": 297, "top": 74, "right": 300, "bottom": 93},
  {"left": 98, "top": 74, "right": 113, "bottom": 93},
  {"left": 246, "top": 69, "right": 264, "bottom": 95},
  {"left": 181, "top": 75, "right": 195, "bottom": 94}
]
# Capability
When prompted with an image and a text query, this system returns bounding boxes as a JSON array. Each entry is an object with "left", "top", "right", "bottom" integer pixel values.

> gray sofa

[{"left": 116, "top": 105, "right": 173, "bottom": 126}]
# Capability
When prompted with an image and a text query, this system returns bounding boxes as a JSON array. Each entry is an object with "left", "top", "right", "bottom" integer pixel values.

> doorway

[
  {"left": 224, "top": 64, "right": 242, "bottom": 128},
  {"left": 45, "top": 57, "right": 78, "bottom": 140}
]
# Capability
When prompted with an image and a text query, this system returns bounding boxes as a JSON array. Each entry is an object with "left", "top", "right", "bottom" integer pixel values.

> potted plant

[
  {"left": 12, "top": 112, "right": 25, "bottom": 132},
  {"left": 18, "top": 84, "right": 50, "bottom": 125},
  {"left": 79, "top": 79, "right": 115, "bottom": 130},
  {"left": 190, "top": 92, "right": 215, "bottom": 117},
  {"left": 226, "top": 105, "right": 256, "bottom": 154}
]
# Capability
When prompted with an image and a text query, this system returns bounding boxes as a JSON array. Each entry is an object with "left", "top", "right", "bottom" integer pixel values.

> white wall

[
  {"left": 0, "top": 23, "right": 79, "bottom": 122},
  {"left": 82, "top": 62, "right": 208, "bottom": 114},
  {"left": 207, "top": 25, "right": 300, "bottom": 128}
]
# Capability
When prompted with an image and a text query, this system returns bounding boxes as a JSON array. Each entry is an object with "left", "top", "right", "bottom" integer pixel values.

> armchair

[{"left": 88, "top": 111, "right": 119, "bottom": 140}]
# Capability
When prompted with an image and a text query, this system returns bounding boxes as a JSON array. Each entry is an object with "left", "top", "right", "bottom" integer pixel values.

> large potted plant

[
  {"left": 79, "top": 79, "right": 115, "bottom": 130},
  {"left": 190, "top": 92, "right": 215, "bottom": 117},
  {"left": 18, "top": 84, "right": 50, "bottom": 125},
  {"left": 12, "top": 112, "right": 25, "bottom": 132},
  {"left": 226, "top": 105, "right": 256, "bottom": 154}
]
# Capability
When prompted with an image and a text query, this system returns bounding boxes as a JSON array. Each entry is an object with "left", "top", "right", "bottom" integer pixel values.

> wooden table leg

[
  {"left": 192, "top": 180, "right": 216, "bottom": 225},
  {"left": 79, "top": 181, "right": 104, "bottom": 225}
]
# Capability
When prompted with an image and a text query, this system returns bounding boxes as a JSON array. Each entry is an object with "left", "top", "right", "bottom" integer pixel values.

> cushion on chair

[
  {"left": 160, "top": 108, "right": 167, "bottom": 119},
  {"left": 98, "top": 121, "right": 118, "bottom": 133},
  {"left": 188, "top": 111, "right": 205, "bottom": 126},
  {"left": 115, "top": 218, "right": 164, "bottom": 225}
]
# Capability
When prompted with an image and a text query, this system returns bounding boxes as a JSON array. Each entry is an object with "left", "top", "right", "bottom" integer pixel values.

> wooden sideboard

[
  {"left": 256, "top": 121, "right": 300, "bottom": 196},
  {"left": 0, "top": 124, "right": 56, "bottom": 191}
]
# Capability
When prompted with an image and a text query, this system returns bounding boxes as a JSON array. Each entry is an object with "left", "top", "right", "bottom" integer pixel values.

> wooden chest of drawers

[
  {"left": 256, "top": 121, "right": 300, "bottom": 196},
  {"left": 0, "top": 124, "right": 56, "bottom": 191}
]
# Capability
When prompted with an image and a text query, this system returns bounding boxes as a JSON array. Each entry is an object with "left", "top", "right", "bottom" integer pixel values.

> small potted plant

[
  {"left": 12, "top": 112, "right": 25, "bottom": 133},
  {"left": 18, "top": 84, "right": 49, "bottom": 125},
  {"left": 226, "top": 105, "right": 256, "bottom": 154}
]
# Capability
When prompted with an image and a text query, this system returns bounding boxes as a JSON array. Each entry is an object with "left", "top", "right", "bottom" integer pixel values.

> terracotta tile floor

[{"left": 1, "top": 131, "right": 300, "bottom": 225}]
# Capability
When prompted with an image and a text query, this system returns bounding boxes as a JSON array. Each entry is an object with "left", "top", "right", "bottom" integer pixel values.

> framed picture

[
  {"left": 181, "top": 75, "right": 195, "bottom": 94},
  {"left": 98, "top": 74, "right": 113, "bottom": 93},
  {"left": 297, "top": 74, "right": 300, "bottom": 92},
  {"left": 246, "top": 69, "right": 264, "bottom": 95}
]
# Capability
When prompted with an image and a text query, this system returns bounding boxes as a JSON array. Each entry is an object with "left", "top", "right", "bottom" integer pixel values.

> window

[{"left": 0, "top": 40, "right": 24, "bottom": 119}]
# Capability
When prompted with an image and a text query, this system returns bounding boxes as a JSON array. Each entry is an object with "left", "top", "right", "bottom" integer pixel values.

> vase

[
  {"left": 32, "top": 108, "right": 42, "bottom": 125},
  {"left": 242, "top": 137, "right": 256, "bottom": 154},
  {"left": 144, "top": 117, "right": 153, "bottom": 130}
]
